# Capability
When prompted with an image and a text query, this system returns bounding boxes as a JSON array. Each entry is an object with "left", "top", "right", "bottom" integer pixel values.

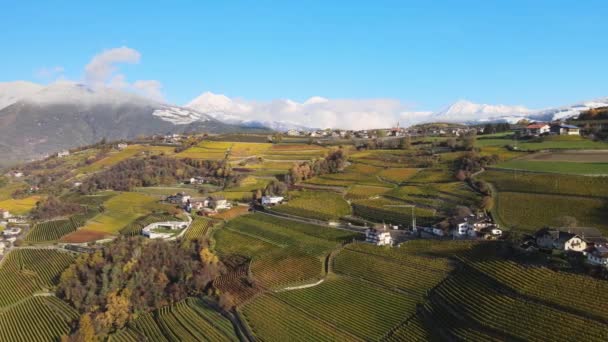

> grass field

[
  {"left": 345, "top": 185, "right": 392, "bottom": 200},
  {"left": 516, "top": 135, "right": 608, "bottom": 151},
  {"left": 77, "top": 145, "right": 176, "bottom": 173},
  {"left": 377, "top": 167, "right": 419, "bottom": 183},
  {"left": 271, "top": 190, "right": 351, "bottom": 221},
  {"left": 0, "top": 195, "right": 43, "bottom": 215}
]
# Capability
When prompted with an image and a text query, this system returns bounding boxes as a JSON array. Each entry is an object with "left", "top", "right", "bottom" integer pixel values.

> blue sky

[{"left": 1, "top": 0, "right": 607, "bottom": 111}]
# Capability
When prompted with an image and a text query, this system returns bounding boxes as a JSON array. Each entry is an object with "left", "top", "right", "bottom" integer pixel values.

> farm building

[
  {"left": 524, "top": 123, "right": 550, "bottom": 136},
  {"left": 365, "top": 225, "right": 393, "bottom": 246},
  {"left": 209, "top": 196, "right": 231, "bottom": 210},
  {"left": 586, "top": 246, "right": 608, "bottom": 267},
  {"left": 451, "top": 214, "right": 498, "bottom": 238},
  {"left": 261, "top": 196, "right": 284, "bottom": 206},
  {"left": 117, "top": 142, "right": 128, "bottom": 150},
  {"left": 142, "top": 221, "right": 190, "bottom": 239},
  {"left": 550, "top": 124, "right": 580, "bottom": 136},
  {"left": 188, "top": 176, "right": 206, "bottom": 185},
  {"left": 57, "top": 150, "right": 70, "bottom": 158},
  {"left": 8, "top": 170, "right": 23, "bottom": 178},
  {"left": 166, "top": 192, "right": 192, "bottom": 204},
  {"left": 534, "top": 228, "right": 587, "bottom": 252}
]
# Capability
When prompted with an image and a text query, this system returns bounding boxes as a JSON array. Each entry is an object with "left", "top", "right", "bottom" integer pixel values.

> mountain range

[
  {"left": 1, "top": 80, "right": 607, "bottom": 166},
  {"left": 0, "top": 81, "right": 265, "bottom": 166}
]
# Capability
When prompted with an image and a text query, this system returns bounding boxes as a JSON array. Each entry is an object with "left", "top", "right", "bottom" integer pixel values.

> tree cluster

[
  {"left": 57, "top": 237, "right": 224, "bottom": 336},
  {"left": 79, "top": 156, "right": 237, "bottom": 193},
  {"left": 453, "top": 152, "right": 499, "bottom": 179},
  {"left": 579, "top": 107, "right": 608, "bottom": 120},
  {"left": 287, "top": 149, "right": 348, "bottom": 184},
  {"left": 480, "top": 123, "right": 511, "bottom": 135},
  {"left": 30, "top": 196, "right": 85, "bottom": 220}
]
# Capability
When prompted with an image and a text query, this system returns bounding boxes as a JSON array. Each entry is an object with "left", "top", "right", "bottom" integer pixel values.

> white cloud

[
  {"left": 84, "top": 46, "right": 140, "bottom": 87},
  {"left": 82, "top": 46, "right": 165, "bottom": 101},
  {"left": 35, "top": 66, "right": 65, "bottom": 80},
  {"left": 133, "top": 80, "right": 164, "bottom": 102},
  {"left": 187, "top": 92, "right": 434, "bottom": 129}
]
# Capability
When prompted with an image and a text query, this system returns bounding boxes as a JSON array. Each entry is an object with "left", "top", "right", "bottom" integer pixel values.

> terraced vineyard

[
  {"left": 428, "top": 269, "right": 608, "bottom": 341},
  {"left": 0, "top": 296, "right": 79, "bottom": 342},
  {"left": 242, "top": 294, "right": 361, "bottom": 342},
  {"left": 271, "top": 190, "right": 351, "bottom": 221},
  {"left": 215, "top": 213, "right": 358, "bottom": 288},
  {"left": 352, "top": 197, "right": 437, "bottom": 227},
  {"left": 25, "top": 208, "right": 100, "bottom": 243},
  {"left": 0, "top": 249, "right": 74, "bottom": 308},
  {"left": 276, "top": 276, "right": 417, "bottom": 340},
  {"left": 495, "top": 191, "right": 608, "bottom": 233},
  {"left": 110, "top": 298, "right": 238, "bottom": 341}
]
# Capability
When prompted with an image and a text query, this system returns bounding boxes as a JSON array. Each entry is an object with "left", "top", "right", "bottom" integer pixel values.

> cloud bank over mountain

[{"left": 186, "top": 92, "right": 432, "bottom": 130}]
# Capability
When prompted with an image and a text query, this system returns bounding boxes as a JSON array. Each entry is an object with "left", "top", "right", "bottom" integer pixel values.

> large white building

[
  {"left": 142, "top": 221, "right": 190, "bottom": 239},
  {"left": 261, "top": 196, "right": 284, "bottom": 206}
]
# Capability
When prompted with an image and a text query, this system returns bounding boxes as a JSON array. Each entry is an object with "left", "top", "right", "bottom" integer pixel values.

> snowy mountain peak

[{"left": 435, "top": 99, "right": 533, "bottom": 122}]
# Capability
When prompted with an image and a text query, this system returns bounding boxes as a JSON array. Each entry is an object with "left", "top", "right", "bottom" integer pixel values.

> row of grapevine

[
  {"left": 0, "top": 249, "right": 73, "bottom": 308},
  {"left": 242, "top": 294, "right": 361, "bottom": 342},
  {"left": 214, "top": 264, "right": 259, "bottom": 305},
  {"left": 0, "top": 296, "right": 78, "bottom": 342},
  {"left": 345, "top": 242, "right": 453, "bottom": 272},
  {"left": 275, "top": 277, "right": 418, "bottom": 340},
  {"left": 333, "top": 249, "right": 448, "bottom": 297},
  {"left": 25, "top": 207, "right": 101, "bottom": 243},
  {"left": 250, "top": 249, "right": 323, "bottom": 289},
  {"left": 431, "top": 270, "right": 608, "bottom": 341},
  {"left": 182, "top": 217, "right": 214, "bottom": 241},
  {"left": 464, "top": 257, "right": 608, "bottom": 321},
  {"left": 352, "top": 200, "right": 437, "bottom": 226},
  {"left": 110, "top": 298, "right": 238, "bottom": 342}
]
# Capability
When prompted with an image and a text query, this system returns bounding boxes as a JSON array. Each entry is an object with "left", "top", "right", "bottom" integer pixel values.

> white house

[
  {"left": 535, "top": 228, "right": 588, "bottom": 252},
  {"left": 117, "top": 143, "right": 128, "bottom": 150},
  {"left": 587, "top": 246, "right": 608, "bottom": 267},
  {"left": 365, "top": 225, "right": 393, "bottom": 246},
  {"left": 210, "top": 197, "right": 231, "bottom": 210},
  {"left": 286, "top": 129, "right": 301, "bottom": 136},
  {"left": 2, "top": 227, "right": 21, "bottom": 237},
  {"left": 525, "top": 123, "right": 550, "bottom": 136},
  {"left": 261, "top": 196, "right": 284, "bottom": 206},
  {"left": 57, "top": 150, "right": 70, "bottom": 158},
  {"left": 0, "top": 209, "right": 10, "bottom": 219}
]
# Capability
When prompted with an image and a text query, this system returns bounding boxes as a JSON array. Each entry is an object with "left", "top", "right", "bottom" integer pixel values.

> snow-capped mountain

[
  {"left": 185, "top": 92, "right": 312, "bottom": 131},
  {"left": 430, "top": 98, "right": 608, "bottom": 124},
  {"left": 0, "top": 82, "right": 260, "bottom": 166},
  {"left": 430, "top": 100, "right": 533, "bottom": 123}
]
